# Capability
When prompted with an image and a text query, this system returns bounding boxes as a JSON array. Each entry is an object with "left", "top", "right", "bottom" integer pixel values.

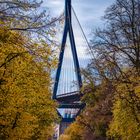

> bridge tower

[{"left": 53, "top": 0, "right": 85, "bottom": 137}]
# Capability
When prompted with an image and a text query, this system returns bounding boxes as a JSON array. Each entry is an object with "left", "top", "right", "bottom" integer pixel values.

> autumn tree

[
  {"left": 61, "top": 0, "right": 140, "bottom": 140},
  {"left": 59, "top": 122, "right": 84, "bottom": 140},
  {"left": 107, "top": 73, "right": 140, "bottom": 140},
  {"left": 0, "top": 0, "right": 62, "bottom": 139},
  {"left": 89, "top": 0, "right": 140, "bottom": 139},
  {"left": 0, "top": 22, "right": 58, "bottom": 140}
]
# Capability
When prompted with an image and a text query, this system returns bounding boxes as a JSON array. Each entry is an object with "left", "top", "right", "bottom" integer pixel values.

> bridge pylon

[{"left": 53, "top": 0, "right": 85, "bottom": 137}]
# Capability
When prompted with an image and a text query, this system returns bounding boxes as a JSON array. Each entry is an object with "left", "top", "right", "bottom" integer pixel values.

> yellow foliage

[
  {"left": 59, "top": 121, "right": 84, "bottom": 140},
  {"left": 0, "top": 25, "right": 58, "bottom": 139},
  {"left": 107, "top": 73, "right": 140, "bottom": 140}
]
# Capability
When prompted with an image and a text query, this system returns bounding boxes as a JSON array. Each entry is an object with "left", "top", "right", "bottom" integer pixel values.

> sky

[{"left": 42, "top": 0, "right": 115, "bottom": 39}]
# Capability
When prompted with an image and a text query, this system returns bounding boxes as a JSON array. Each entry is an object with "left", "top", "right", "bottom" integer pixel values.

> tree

[
  {"left": 91, "top": 0, "right": 140, "bottom": 73},
  {"left": 0, "top": 24, "right": 58, "bottom": 140},
  {"left": 0, "top": 1, "right": 60, "bottom": 139},
  {"left": 0, "top": 0, "right": 62, "bottom": 41},
  {"left": 107, "top": 72, "right": 140, "bottom": 140},
  {"left": 59, "top": 121, "right": 84, "bottom": 140},
  {"left": 89, "top": 0, "right": 140, "bottom": 139}
]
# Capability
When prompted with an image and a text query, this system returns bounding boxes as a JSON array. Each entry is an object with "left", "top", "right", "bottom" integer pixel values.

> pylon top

[{"left": 65, "top": 0, "right": 71, "bottom": 23}]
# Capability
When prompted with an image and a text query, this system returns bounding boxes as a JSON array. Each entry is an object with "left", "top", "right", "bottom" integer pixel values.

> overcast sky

[{"left": 42, "top": 0, "right": 115, "bottom": 38}]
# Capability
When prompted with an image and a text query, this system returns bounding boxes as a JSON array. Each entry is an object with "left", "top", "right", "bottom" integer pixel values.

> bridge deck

[
  {"left": 56, "top": 91, "right": 82, "bottom": 102},
  {"left": 59, "top": 103, "right": 85, "bottom": 109}
]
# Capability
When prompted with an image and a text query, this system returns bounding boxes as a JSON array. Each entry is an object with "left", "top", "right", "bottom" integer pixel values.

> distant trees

[
  {"left": 60, "top": 0, "right": 140, "bottom": 139},
  {"left": 0, "top": 0, "right": 59, "bottom": 139}
]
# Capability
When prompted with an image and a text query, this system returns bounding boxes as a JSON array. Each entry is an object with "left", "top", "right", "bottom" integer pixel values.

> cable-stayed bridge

[{"left": 53, "top": 0, "right": 93, "bottom": 137}]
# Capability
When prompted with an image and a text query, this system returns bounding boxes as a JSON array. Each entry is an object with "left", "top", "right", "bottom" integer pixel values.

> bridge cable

[{"left": 71, "top": 6, "right": 95, "bottom": 58}]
